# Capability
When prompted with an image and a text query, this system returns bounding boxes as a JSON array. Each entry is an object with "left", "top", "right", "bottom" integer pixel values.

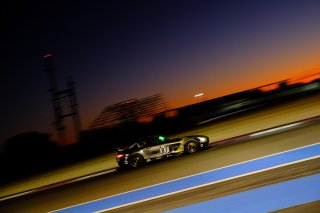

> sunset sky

[{"left": 2, "top": 0, "right": 320, "bottom": 145}]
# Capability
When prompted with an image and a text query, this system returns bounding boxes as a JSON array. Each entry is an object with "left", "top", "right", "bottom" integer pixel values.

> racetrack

[
  {"left": 0, "top": 122, "right": 319, "bottom": 212},
  {"left": 1, "top": 92, "right": 320, "bottom": 200},
  {"left": 106, "top": 158, "right": 320, "bottom": 213},
  {"left": 1, "top": 93, "right": 320, "bottom": 212},
  {"left": 172, "top": 91, "right": 320, "bottom": 141}
]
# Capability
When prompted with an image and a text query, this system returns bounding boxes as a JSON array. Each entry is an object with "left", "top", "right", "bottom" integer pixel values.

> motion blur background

[
  {"left": 1, "top": 1, "right": 320, "bottom": 212},
  {"left": 2, "top": 0, "right": 320, "bottom": 186},
  {"left": 3, "top": 0, "right": 320, "bottom": 146}
]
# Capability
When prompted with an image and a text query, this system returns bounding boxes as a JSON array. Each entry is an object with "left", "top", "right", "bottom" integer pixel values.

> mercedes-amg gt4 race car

[{"left": 116, "top": 135, "right": 209, "bottom": 168}]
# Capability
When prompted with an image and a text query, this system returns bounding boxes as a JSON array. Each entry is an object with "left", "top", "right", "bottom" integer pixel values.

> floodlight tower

[
  {"left": 43, "top": 53, "right": 66, "bottom": 145},
  {"left": 43, "top": 53, "right": 82, "bottom": 145},
  {"left": 65, "top": 76, "right": 82, "bottom": 140}
]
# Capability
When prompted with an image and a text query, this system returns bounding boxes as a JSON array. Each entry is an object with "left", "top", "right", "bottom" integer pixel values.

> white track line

[
  {"left": 0, "top": 169, "right": 117, "bottom": 202},
  {"left": 250, "top": 122, "right": 301, "bottom": 137},
  {"left": 95, "top": 155, "right": 320, "bottom": 212},
  {"left": 3, "top": 116, "right": 319, "bottom": 202},
  {"left": 52, "top": 142, "right": 320, "bottom": 213}
]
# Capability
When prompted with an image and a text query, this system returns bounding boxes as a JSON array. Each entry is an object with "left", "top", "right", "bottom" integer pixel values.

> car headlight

[{"left": 197, "top": 137, "right": 207, "bottom": 142}]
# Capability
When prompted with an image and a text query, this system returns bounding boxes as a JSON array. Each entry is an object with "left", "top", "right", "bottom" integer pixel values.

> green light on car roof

[{"left": 158, "top": 136, "right": 165, "bottom": 141}]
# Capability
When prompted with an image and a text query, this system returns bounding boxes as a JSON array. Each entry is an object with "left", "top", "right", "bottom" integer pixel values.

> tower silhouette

[{"left": 43, "top": 53, "right": 81, "bottom": 145}]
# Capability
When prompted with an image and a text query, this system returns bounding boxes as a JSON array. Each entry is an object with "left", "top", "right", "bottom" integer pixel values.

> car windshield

[{"left": 137, "top": 136, "right": 167, "bottom": 146}]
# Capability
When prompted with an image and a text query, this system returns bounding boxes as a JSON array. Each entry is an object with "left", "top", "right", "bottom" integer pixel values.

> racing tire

[
  {"left": 184, "top": 139, "right": 199, "bottom": 154},
  {"left": 128, "top": 154, "right": 145, "bottom": 168}
]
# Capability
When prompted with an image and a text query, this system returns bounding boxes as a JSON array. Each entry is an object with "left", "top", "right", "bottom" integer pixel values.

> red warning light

[{"left": 43, "top": 53, "right": 53, "bottom": 58}]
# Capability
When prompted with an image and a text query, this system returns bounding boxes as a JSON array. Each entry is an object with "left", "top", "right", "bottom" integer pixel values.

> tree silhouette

[{"left": 4, "top": 131, "right": 57, "bottom": 158}]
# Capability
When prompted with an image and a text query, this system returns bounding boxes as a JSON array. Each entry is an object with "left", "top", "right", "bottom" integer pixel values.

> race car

[{"left": 116, "top": 135, "right": 209, "bottom": 168}]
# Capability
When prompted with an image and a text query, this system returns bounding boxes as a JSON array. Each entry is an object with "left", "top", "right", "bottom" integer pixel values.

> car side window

[
  {"left": 144, "top": 136, "right": 168, "bottom": 147},
  {"left": 137, "top": 141, "right": 147, "bottom": 148},
  {"left": 150, "top": 140, "right": 160, "bottom": 146}
]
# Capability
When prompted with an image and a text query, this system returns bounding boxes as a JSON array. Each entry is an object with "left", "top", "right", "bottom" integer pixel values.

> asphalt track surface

[
  {"left": 0, "top": 93, "right": 320, "bottom": 202},
  {"left": 1, "top": 92, "right": 320, "bottom": 199},
  {"left": 173, "top": 92, "right": 320, "bottom": 141},
  {"left": 0, "top": 93, "right": 320, "bottom": 212},
  {"left": 50, "top": 143, "right": 320, "bottom": 212},
  {"left": 106, "top": 158, "right": 320, "bottom": 213},
  {"left": 274, "top": 200, "right": 320, "bottom": 212},
  {"left": 0, "top": 122, "right": 319, "bottom": 213}
]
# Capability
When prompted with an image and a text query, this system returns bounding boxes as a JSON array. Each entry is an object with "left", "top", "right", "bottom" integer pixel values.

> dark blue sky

[{"left": 2, "top": 0, "right": 320, "bottom": 145}]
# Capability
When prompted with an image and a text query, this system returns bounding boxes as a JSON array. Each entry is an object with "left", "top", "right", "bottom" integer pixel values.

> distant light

[
  {"left": 194, "top": 93, "right": 204, "bottom": 98},
  {"left": 125, "top": 99, "right": 136, "bottom": 104},
  {"left": 43, "top": 53, "right": 53, "bottom": 58}
]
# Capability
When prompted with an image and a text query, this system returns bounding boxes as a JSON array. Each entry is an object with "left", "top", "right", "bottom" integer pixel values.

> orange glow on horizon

[
  {"left": 289, "top": 72, "right": 320, "bottom": 84},
  {"left": 81, "top": 68, "right": 320, "bottom": 130},
  {"left": 169, "top": 68, "right": 320, "bottom": 109}
]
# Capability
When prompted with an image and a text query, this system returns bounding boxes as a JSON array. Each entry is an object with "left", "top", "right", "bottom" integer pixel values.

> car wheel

[
  {"left": 129, "top": 154, "right": 145, "bottom": 168},
  {"left": 184, "top": 139, "right": 199, "bottom": 154}
]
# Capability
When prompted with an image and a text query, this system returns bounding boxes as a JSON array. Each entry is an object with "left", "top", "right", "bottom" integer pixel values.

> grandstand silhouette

[{"left": 89, "top": 94, "right": 169, "bottom": 129}]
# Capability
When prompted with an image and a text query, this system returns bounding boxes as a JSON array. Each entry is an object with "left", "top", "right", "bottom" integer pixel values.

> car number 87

[{"left": 160, "top": 145, "right": 170, "bottom": 154}]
